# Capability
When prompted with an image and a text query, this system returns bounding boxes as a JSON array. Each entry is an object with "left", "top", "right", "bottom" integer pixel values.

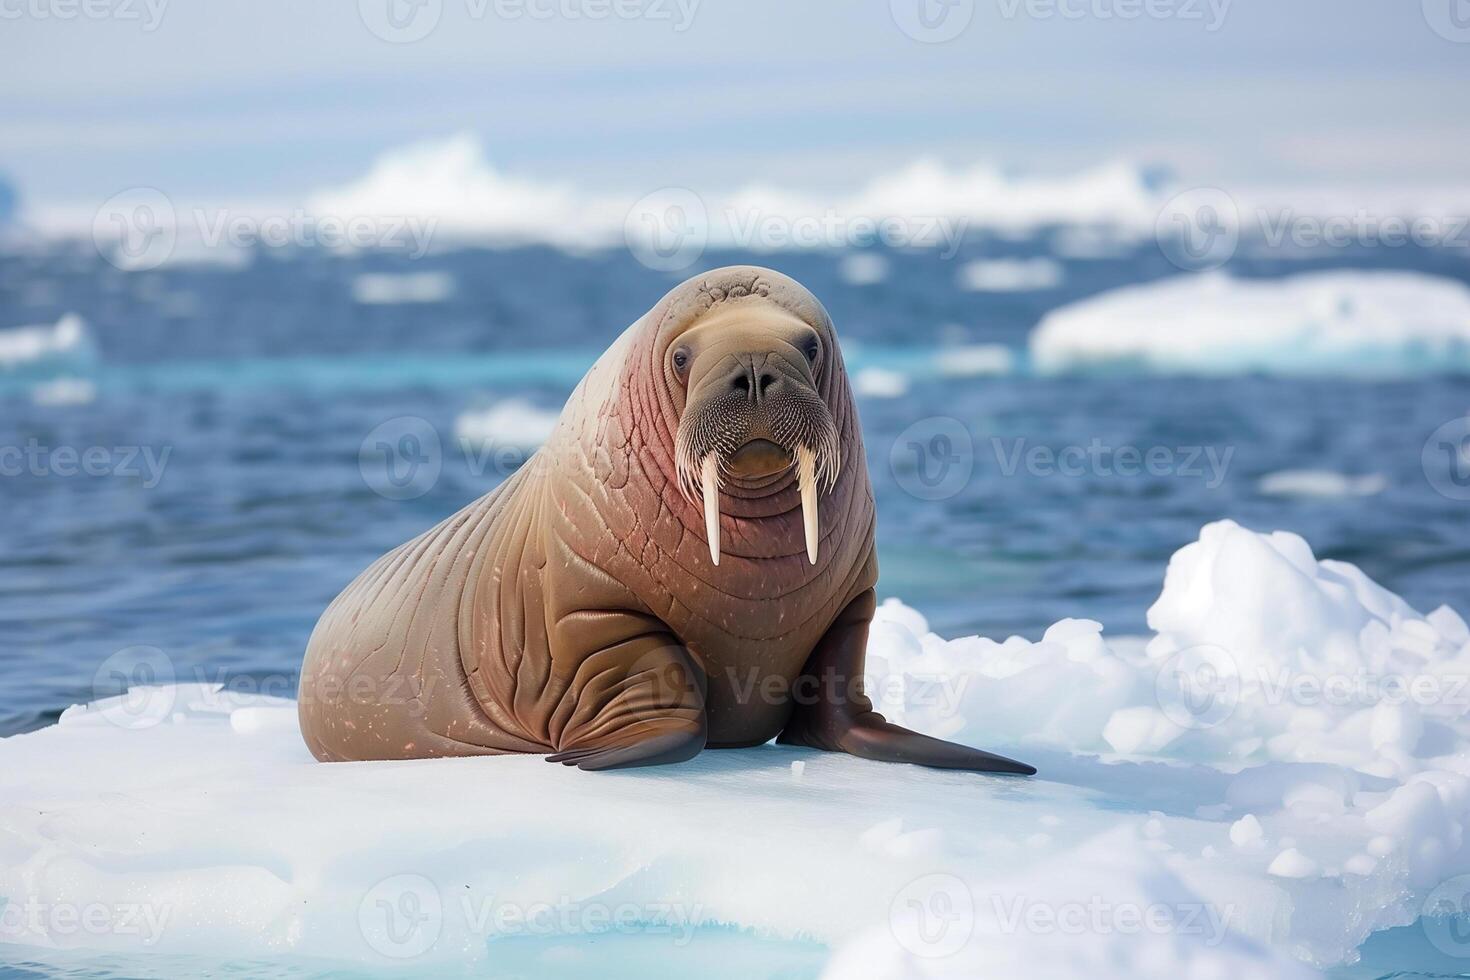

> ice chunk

[
  {"left": 351, "top": 271, "right": 455, "bottom": 305},
  {"left": 453, "top": 399, "right": 560, "bottom": 451},
  {"left": 1257, "top": 469, "right": 1386, "bottom": 498},
  {"left": 957, "top": 257, "right": 1064, "bottom": 292},
  {"left": 0, "top": 314, "right": 94, "bottom": 372},
  {"left": 851, "top": 367, "right": 909, "bottom": 399},
  {"left": 1030, "top": 271, "right": 1470, "bottom": 376}
]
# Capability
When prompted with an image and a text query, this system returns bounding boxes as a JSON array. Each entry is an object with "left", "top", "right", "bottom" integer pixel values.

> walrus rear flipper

[{"left": 776, "top": 588, "right": 1037, "bottom": 777}]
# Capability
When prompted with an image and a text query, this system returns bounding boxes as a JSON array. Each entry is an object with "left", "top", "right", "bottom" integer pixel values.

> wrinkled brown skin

[{"left": 298, "top": 266, "right": 1034, "bottom": 775}]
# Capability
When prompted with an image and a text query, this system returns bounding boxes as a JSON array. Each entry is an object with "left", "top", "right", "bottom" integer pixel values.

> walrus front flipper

[
  {"left": 546, "top": 627, "right": 707, "bottom": 771},
  {"left": 776, "top": 589, "right": 1036, "bottom": 776}
]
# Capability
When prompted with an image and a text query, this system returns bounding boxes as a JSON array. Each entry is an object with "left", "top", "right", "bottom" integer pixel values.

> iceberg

[
  {"left": 2, "top": 520, "right": 1467, "bottom": 977},
  {"left": 1030, "top": 271, "right": 1470, "bottom": 376},
  {"left": 306, "top": 135, "right": 1170, "bottom": 253}
]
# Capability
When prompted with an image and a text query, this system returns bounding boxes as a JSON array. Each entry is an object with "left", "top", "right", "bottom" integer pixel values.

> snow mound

[
  {"left": 1030, "top": 271, "right": 1470, "bottom": 376},
  {"left": 4, "top": 520, "right": 1469, "bottom": 976},
  {"left": 453, "top": 399, "right": 560, "bottom": 450}
]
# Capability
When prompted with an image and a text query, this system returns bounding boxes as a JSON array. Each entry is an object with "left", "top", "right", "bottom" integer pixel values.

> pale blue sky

[{"left": 4, "top": 0, "right": 1469, "bottom": 212}]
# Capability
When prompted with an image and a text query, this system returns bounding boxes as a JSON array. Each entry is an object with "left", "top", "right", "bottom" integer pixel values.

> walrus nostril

[{"left": 757, "top": 373, "right": 777, "bottom": 400}]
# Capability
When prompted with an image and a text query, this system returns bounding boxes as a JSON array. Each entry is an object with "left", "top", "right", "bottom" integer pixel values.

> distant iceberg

[
  {"left": 1031, "top": 271, "right": 1470, "bottom": 376},
  {"left": 3, "top": 520, "right": 1466, "bottom": 976},
  {"left": 306, "top": 134, "right": 1171, "bottom": 254},
  {"left": 0, "top": 313, "right": 95, "bottom": 374}
]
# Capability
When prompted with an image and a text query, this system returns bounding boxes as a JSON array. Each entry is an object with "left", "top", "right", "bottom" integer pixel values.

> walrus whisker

[{"left": 701, "top": 452, "right": 722, "bottom": 566}]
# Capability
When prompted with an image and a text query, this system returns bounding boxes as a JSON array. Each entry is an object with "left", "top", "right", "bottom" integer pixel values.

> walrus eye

[
  {"left": 802, "top": 338, "right": 821, "bottom": 365},
  {"left": 671, "top": 346, "right": 691, "bottom": 377}
]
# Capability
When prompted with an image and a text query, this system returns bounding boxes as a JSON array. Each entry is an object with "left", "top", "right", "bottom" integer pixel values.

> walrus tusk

[
  {"left": 796, "top": 445, "right": 818, "bottom": 564},
  {"left": 701, "top": 453, "right": 721, "bottom": 566}
]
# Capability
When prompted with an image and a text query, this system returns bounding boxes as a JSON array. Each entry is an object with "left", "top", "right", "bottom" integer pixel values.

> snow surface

[
  {"left": 3, "top": 520, "right": 1468, "bottom": 977},
  {"left": 1030, "top": 271, "right": 1470, "bottom": 376}
]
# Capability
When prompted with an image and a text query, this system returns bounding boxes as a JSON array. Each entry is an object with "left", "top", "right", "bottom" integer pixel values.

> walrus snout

[{"left": 670, "top": 309, "right": 841, "bottom": 568}]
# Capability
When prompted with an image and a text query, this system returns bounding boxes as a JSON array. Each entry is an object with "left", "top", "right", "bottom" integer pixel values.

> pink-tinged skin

[{"left": 297, "top": 266, "right": 1034, "bottom": 774}]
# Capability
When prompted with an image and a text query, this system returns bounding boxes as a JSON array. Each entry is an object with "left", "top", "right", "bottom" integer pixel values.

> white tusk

[
  {"left": 701, "top": 454, "right": 721, "bottom": 566},
  {"left": 796, "top": 445, "right": 818, "bottom": 565}
]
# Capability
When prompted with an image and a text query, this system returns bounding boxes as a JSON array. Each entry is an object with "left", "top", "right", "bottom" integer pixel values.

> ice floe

[
  {"left": 351, "top": 271, "right": 456, "bottom": 305},
  {"left": 0, "top": 314, "right": 94, "bottom": 373},
  {"left": 453, "top": 399, "right": 561, "bottom": 451},
  {"left": 2, "top": 520, "right": 1468, "bottom": 977},
  {"left": 1257, "top": 469, "right": 1387, "bottom": 499},
  {"left": 957, "top": 257, "right": 1064, "bottom": 292},
  {"left": 1030, "top": 271, "right": 1470, "bottom": 376}
]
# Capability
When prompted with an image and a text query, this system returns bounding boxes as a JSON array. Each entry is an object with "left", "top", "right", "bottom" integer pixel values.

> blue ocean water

[{"left": 0, "top": 236, "right": 1467, "bottom": 749}]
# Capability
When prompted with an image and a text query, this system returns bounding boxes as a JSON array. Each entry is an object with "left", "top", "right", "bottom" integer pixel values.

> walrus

[{"left": 298, "top": 266, "right": 1033, "bottom": 774}]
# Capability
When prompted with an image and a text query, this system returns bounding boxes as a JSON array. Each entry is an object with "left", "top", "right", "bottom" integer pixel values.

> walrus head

[{"left": 653, "top": 277, "right": 844, "bottom": 568}]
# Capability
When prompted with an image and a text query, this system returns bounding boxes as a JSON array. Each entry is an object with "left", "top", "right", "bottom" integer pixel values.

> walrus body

[{"left": 298, "top": 267, "right": 1032, "bottom": 774}]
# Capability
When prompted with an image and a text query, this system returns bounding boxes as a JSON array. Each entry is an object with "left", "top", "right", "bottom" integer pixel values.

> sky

[{"left": 4, "top": 0, "right": 1470, "bottom": 219}]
